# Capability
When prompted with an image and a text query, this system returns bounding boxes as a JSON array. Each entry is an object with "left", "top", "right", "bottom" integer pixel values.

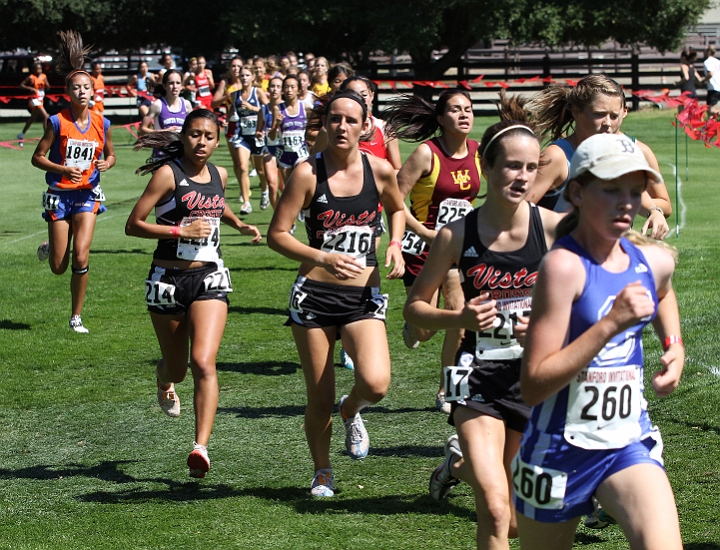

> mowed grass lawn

[{"left": 0, "top": 108, "right": 718, "bottom": 550}]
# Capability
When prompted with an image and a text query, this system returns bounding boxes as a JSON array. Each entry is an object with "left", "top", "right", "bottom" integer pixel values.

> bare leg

[
  {"left": 516, "top": 514, "right": 579, "bottom": 550},
  {"left": 68, "top": 212, "right": 97, "bottom": 317},
  {"left": 47, "top": 219, "right": 72, "bottom": 275},
  {"left": 252, "top": 154, "right": 268, "bottom": 193},
  {"left": 439, "top": 268, "right": 465, "bottom": 391},
  {"left": 237, "top": 146, "right": 252, "bottom": 205},
  {"left": 263, "top": 153, "right": 280, "bottom": 208},
  {"left": 595, "top": 463, "right": 682, "bottom": 550},
  {"left": 292, "top": 324, "right": 337, "bottom": 471}
]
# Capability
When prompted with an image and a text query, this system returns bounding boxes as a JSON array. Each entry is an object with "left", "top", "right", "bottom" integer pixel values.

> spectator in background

[{"left": 703, "top": 45, "right": 720, "bottom": 115}]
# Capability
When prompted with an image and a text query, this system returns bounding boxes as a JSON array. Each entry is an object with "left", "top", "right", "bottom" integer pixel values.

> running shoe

[
  {"left": 340, "top": 348, "right": 355, "bottom": 370},
  {"left": 310, "top": 468, "right": 335, "bottom": 497},
  {"left": 157, "top": 376, "right": 180, "bottom": 417},
  {"left": 402, "top": 322, "right": 419, "bottom": 349},
  {"left": 260, "top": 191, "right": 270, "bottom": 210},
  {"left": 37, "top": 241, "right": 49, "bottom": 261},
  {"left": 249, "top": 168, "right": 257, "bottom": 177},
  {"left": 289, "top": 223, "right": 296, "bottom": 235},
  {"left": 429, "top": 434, "right": 462, "bottom": 500},
  {"left": 435, "top": 391, "right": 452, "bottom": 415},
  {"left": 240, "top": 202, "right": 253, "bottom": 215},
  {"left": 69, "top": 315, "right": 89, "bottom": 334},
  {"left": 187, "top": 442, "right": 210, "bottom": 478},
  {"left": 584, "top": 498, "right": 617, "bottom": 529},
  {"left": 339, "top": 395, "right": 369, "bottom": 459},
  {"left": 17, "top": 133, "right": 24, "bottom": 148}
]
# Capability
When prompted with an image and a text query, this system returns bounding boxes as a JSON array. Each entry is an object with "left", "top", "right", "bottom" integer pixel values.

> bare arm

[
  {"left": 397, "top": 143, "right": 435, "bottom": 242},
  {"left": 139, "top": 101, "right": 162, "bottom": 136},
  {"left": 31, "top": 122, "right": 82, "bottom": 184},
  {"left": 216, "top": 166, "right": 262, "bottom": 242},
  {"left": 211, "top": 79, "right": 228, "bottom": 109},
  {"left": 95, "top": 127, "right": 116, "bottom": 172},
  {"left": 404, "top": 224, "right": 496, "bottom": 332},
  {"left": 525, "top": 144, "right": 568, "bottom": 205},
  {"left": 369, "top": 155, "right": 405, "bottom": 279}
]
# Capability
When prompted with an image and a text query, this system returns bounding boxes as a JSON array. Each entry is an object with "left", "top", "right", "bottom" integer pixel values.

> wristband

[
  {"left": 170, "top": 226, "right": 180, "bottom": 238},
  {"left": 389, "top": 240, "right": 402, "bottom": 249},
  {"left": 646, "top": 205, "right": 663, "bottom": 218},
  {"left": 662, "top": 335, "right": 683, "bottom": 351}
]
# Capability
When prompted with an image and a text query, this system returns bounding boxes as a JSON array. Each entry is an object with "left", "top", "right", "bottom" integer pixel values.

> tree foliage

[{"left": 0, "top": 0, "right": 711, "bottom": 77}]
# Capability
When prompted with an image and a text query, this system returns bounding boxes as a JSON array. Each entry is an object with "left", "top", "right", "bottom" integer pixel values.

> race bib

[
  {"left": 65, "top": 138, "right": 97, "bottom": 171},
  {"left": 282, "top": 131, "right": 306, "bottom": 153},
  {"left": 370, "top": 291, "right": 389, "bottom": 320},
  {"left": 443, "top": 365, "right": 473, "bottom": 402},
  {"left": 240, "top": 115, "right": 258, "bottom": 135},
  {"left": 176, "top": 217, "right": 220, "bottom": 262},
  {"left": 564, "top": 365, "right": 642, "bottom": 450},
  {"left": 144, "top": 280, "right": 176, "bottom": 307},
  {"left": 198, "top": 85, "right": 211, "bottom": 97},
  {"left": 435, "top": 198, "right": 473, "bottom": 231},
  {"left": 255, "top": 136, "right": 265, "bottom": 149},
  {"left": 31, "top": 98, "right": 43, "bottom": 107},
  {"left": 320, "top": 225, "right": 373, "bottom": 269},
  {"left": 42, "top": 191, "right": 60, "bottom": 211},
  {"left": 288, "top": 280, "right": 307, "bottom": 315},
  {"left": 475, "top": 296, "right": 531, "bottom": 360},
  {"left": 512, "top": 455, "right": 567, "bottom": 510},
  {"left": 401, "top": 230, "right": 426, "bottom": 256},
  {"left": 203, "top": 267, "right": 233, "bottom": 293}
]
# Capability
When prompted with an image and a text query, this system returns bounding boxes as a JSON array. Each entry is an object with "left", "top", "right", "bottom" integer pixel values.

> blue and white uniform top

[
  {"left": 538, "top": 138, "right": 573, "bottom": 213},
  {"left": 236, "top": 87, "right": 260, "bottom": 136},
  {"left": 261, "top": 103, "right": 281, "bottom": 146},
  {"left": 521, "top": 235, "right": 658, "bottom": 454}
]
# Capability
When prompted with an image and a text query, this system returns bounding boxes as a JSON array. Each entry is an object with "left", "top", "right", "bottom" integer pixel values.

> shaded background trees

[{"left": 0, "top": 0, "right": 711, "bottom": 73}]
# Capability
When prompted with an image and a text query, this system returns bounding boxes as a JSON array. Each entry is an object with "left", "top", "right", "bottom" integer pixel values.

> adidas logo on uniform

[
  {"left": 463, "top": 246, "right": 478, "bottom": 258},
  {"left": 317, "top": 194, "right": 328, "bottom": 204},
  {"left": 179, "top": 179, "right": 189, "bottom": 187}
]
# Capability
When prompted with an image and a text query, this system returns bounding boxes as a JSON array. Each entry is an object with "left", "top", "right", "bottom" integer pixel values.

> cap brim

[{"left": 586, "top": 157, "right": 663, "bottom": 184}]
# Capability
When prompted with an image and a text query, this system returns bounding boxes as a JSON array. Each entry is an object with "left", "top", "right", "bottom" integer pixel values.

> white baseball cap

[{"left": 569, "top": 134, "right": 662, "bottom": 183}]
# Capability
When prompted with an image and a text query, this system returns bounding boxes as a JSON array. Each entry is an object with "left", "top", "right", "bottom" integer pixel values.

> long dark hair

[
  {"left": 383, "top": 90, "right": 472, "bottom": 142},
  {"left": 134, "top": 109, "right": 221, "bottom": 175},
  {"left": 149, "top": 69, "right": 183, "bottom": 99}
]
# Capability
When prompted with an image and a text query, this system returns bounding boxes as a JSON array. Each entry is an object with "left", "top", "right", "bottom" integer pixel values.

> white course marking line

[
  {"left": 668, "top": 163, "right": 687, "bottom": 235},
  {"left": 2, "top": 212, "right": 125, "bottom": 246}
]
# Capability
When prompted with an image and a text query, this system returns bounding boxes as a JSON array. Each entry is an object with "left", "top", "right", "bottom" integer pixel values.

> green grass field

[{"left": 0, "top": 109, "right": 718, "bottom": 549}]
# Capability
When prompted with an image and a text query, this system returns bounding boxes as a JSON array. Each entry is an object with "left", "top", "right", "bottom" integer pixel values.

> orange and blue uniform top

[
  {"left": 46, "top": 109, "right": 110, "bottom": 190},
  {"left": 28, "top": 73, "right": 50, "bottom": 108},
  {"left": 90, "top": 74, "right": 105, "bottom": 112}
]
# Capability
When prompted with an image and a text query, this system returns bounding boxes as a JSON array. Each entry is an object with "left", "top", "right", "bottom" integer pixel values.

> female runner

[
  {"left": 328, "top": 63, "right": 353, "bottom": 95},
  {"left": 514, "top": 132, "right": 683, "bottom": 550},
  {"left": 17, "top": 61, "right": 50, "bottom": 144},
  {"left": 139, "top": 69, "right": 192, "bottom": 136},
  {"left": 126, "top": 109, "right": 261, "bottom": 478},
  {"left": 524, "top": 75, "right": 671, "bottom": 239},
  {"left": 270, "top": 75, "right": 309, "bottom": 185},
  {"left": 31, "top": 30, "right": 115, "bottom": 333},
  {"left": 127, "top": 61, "right": 154, "bottom": 118},
  {"left": 193, "top": 56, "right": 215, "bottom": 111},
  {"left": 298, "top": 70, "right": 315, "bottom": 110},
  {"left": 383, "top": 90, "right": 482, "bottom": 414},
  {"left": 341, "top": 76, "right": 402, "bottom": 170},
  {"left": 405, "top": 119, "right": 564, "bottom": 550},
  {"left": 255, "top": 76, "right": 284, "bottom": 209},
  {"left": 229, "top": 67, "right": 269, "bottom": 214},
  {"left": 267, "top": 90, "right": 405, "bottom": 497},
  {"left": 211, "top": 56, "right": 245, "bottom": 194},
  {"left": 252, "top": 56, "right": 269, "bottom": 92},
  {"left": 310, "top": 57, "right": 330, "bottom": 97},
  {"left": 88, "top": 62, "right": 105, "bottom": 113}
]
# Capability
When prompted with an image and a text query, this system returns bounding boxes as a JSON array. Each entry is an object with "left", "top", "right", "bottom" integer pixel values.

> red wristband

[
  {"left": 170, "top": 226, "right": 180, "bottom": 238},
  {"left": 662, "top": 335, "right": 683, "bottom": 351},
  {"left": 389, "top": 240, "right": 402, "bottom": 249}
]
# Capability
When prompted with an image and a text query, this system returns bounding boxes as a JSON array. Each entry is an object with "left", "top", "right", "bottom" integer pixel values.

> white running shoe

[
  {"left": 17, "top": 133, "right": 24, "bottom": 148},
  {"left": 187, "top": 442, "right": 210, "bottom": 478},
  {"left": 584, "top": 497, "right": 616, "bottom": 529},
  {"left": 157, "top": 376, "right": 180, "bottom": 417},
  {"left": 340, "top": 348, "right": 354, "bottom": 370},
  {"left": 429, "top": 434, "right": 462, "bottom": 500},
  {"left": 260, "top": 191, "right": 270, "bottom": 210},
  {"left": 249, "top": 168, "right": 258, "bottom": 177},
  {"left": 402, "top": 322, "right": 419, "bottom": 349},
  {"left": 435, "top": 391, "right": 452, "bottom": 415},
  {"left": 37, "top": 241, "right": 50, "bottom": 261},
  {"left": 240, "top": 202, "right": 253, "bottom": 215},
  {"left": 69, "top": 315, "right": 89, "bottom": 334},
  {"left": 310, "top": 468, "right": 335, "bottom": 497},
  {"left": 339, "top": 395, "right": 369, "bottom": 459}
]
